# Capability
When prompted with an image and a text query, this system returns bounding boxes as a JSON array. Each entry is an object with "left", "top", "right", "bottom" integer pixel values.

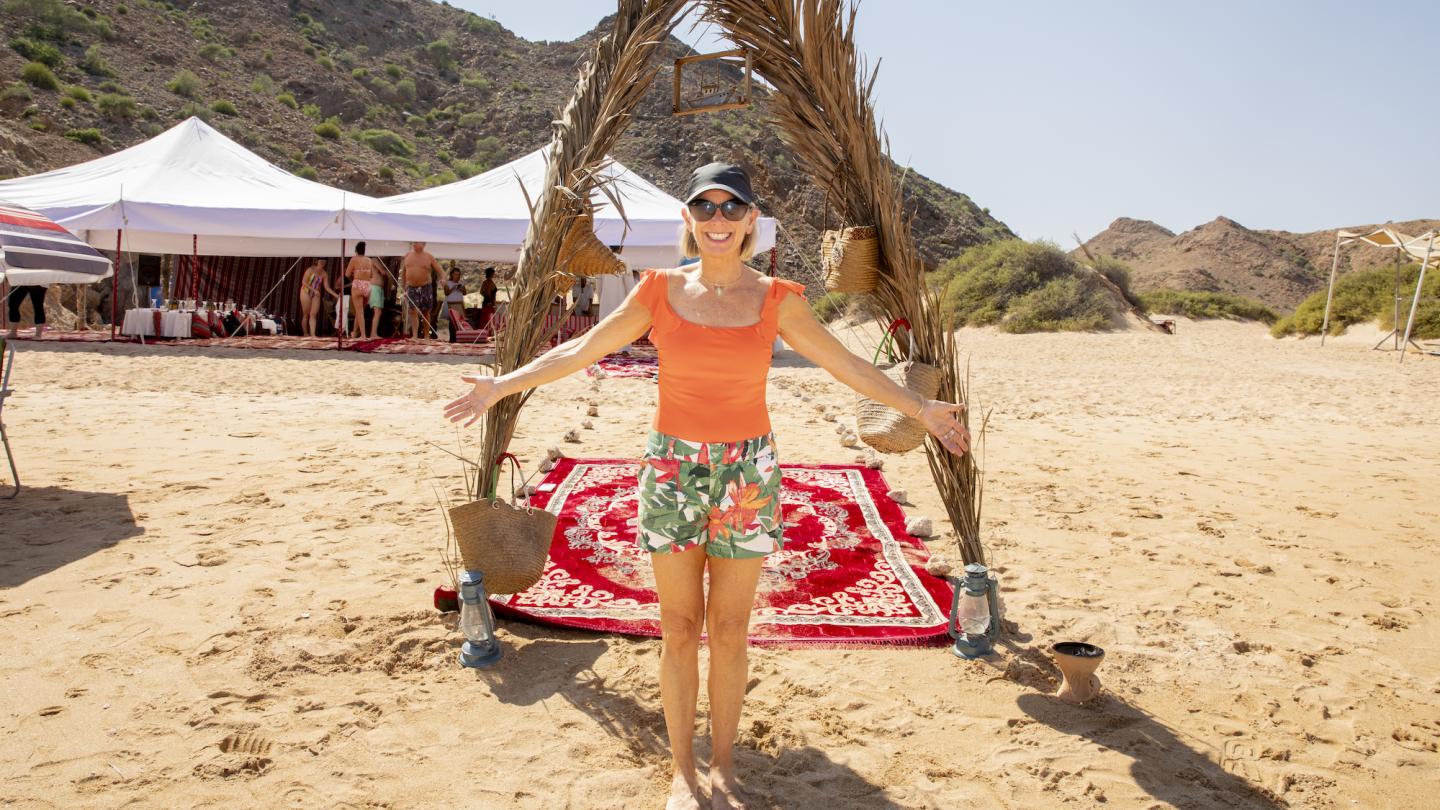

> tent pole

[
  {"left": 1320, "top": 231, "right": 1342, "bottom": 347},
  {"left": 191, "top": 235, "right": 198, "bottom": 305},
  {"left": 111, "top": 229, "right": 121, "bottom": 341},
  {"left": 1399, "top": 234, "right": 1434, "bottom": 364},
  {"left": 1, "top": 277, "right": 9, "bottom": 335},
  {"left": 338, "top": 240, "right": 345, "bottom": 351}
]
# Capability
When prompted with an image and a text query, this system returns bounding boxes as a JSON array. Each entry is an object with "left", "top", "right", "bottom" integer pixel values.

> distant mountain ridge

[
  {"left": 0, "top": 0, "right": 1013, "bottom": 288},
  {"left": 1078, "top": 216, "right": 1440, "bottom": 310}
]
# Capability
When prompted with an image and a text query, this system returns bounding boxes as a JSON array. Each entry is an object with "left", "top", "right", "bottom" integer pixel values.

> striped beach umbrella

[{"left": 0, "top": 201, "right": 113, "bottom": 285}]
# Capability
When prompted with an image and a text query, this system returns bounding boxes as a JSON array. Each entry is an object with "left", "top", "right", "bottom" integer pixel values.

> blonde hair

[{"left": 678, "top": 222, "right": 756, "bottom": 261}]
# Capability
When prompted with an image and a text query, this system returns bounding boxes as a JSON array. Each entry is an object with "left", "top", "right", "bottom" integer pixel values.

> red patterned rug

[
  {"left": 492, "top": 458, "right": 955, "bottom": 646},
  {"left": 586, "top": 346, "right": 659, "bottom": 380}
]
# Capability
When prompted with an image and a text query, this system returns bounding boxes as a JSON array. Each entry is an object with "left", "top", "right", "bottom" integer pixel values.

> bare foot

[
  {"left": 709, "top": 766, "right": 748, "bottom": 809},
  {"left": 667, "top": 771, "right": 704, "bottom": 810}
]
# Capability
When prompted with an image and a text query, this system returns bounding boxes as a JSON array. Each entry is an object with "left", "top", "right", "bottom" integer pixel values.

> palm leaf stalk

[
  {"left": 705, "top": 0, "right": 985, "bottom": 564},
  {"left": 473, "top": 0, "right": 689, "bottom": 501}
]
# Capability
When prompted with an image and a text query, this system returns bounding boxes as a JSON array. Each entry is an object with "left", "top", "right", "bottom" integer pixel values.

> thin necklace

[{"left": 699, "top": 267, "right": 744, "bottom": 295}]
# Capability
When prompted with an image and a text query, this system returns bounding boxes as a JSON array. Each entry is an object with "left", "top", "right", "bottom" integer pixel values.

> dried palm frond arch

[
  {"left": 705, "top": 0, "right": 985, "bottom": 564},
  {"left": 476, "top": 0, "right": 985, "bottom": 566}
]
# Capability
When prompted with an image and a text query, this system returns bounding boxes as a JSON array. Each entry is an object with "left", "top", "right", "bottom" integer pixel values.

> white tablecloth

[{"left": 121, "top": 309, "right": 199, "bottom": 338}]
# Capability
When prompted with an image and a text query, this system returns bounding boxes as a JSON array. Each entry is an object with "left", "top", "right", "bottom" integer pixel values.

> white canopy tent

[
  {"left": 1320, "top": 227, "right": 1438, "bottom": 360},
  {"left": 350, "top": 146, "right": 777, "bottom": 267},
  {"left": 0, "top": 117, "right": 375, "bottom": 258},
  {"left": 0, "top": 118, "right": 775, "bottom": 267}
]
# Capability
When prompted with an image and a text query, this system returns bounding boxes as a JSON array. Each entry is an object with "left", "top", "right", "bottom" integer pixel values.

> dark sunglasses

[{"left": 687, "top": 198, "right": 752, "bottom": 222}]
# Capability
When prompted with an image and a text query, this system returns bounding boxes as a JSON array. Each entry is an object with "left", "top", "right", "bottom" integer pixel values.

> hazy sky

[{"left": 450, "top": 1, "right": 1438, "bottom": 243}]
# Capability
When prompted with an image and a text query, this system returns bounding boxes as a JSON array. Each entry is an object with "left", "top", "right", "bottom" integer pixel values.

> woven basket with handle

[
  {"left": 448, "top": 453, "right": 556, "bottom": 594},
  {"left": 856, "top": 319, "right": 942, "bottom": 454},
  {"left": 559, "top": 212, "right": 626, "bottom": 278},
  {"left": 822, "top": 225, "right": 880, "bottom": 293}
]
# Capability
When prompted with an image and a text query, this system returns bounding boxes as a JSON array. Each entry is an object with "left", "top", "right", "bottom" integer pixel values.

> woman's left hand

[{"left": 917, "top": 400, "right": 970, "bottom": 456}]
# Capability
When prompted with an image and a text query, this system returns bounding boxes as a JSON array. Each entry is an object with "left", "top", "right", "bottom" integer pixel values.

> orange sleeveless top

[{"left": 632, "top": 269, "right": 807, "bottom": 442}]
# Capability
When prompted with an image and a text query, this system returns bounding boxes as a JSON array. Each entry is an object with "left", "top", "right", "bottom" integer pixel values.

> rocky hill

[
  {"left": 0, "top": 0, "right": 1012, "bottom": 289},
  {"left": 1078, "top": 216, "right": 1440, "bottom": 310}
]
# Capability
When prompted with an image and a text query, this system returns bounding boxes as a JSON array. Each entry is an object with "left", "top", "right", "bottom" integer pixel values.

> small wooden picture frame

[{"left": 673, "top": 49, "right": 752, "bottom": 117}]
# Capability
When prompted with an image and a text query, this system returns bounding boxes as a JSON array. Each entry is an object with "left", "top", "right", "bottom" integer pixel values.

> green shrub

[
  {"left": 811, "top": 291, "right": 851, "bottom": 323},
  {"left": 59, "top": 95, "right": 75, "bottom": 108},
  {"left": 1139, "top": 290, "right": 1278, "bottom": 324},
  {"left": 1089, "top": 255, "right": 1146, "bottom": 311},
  {"left": 6, "top": 0, "right": 99, "bottom": 40},
  {"left": 64, "top": 84, "right": 92, "bottom": 102},
  {"left": 358, "top": 128, "right": 414, "bottom": 157},
  {"left": 423, "top": 39, "right": 455, "bottom": 72},
  {"left": 300, "top": 102, "right": 321, "bottom": 119},
  {"left": 30, "top": 120, "right": 47, "bottom": 131},
  {"left": 935, "top": 239, "right": 1122, "bottom": 332},
  {"left": 177, "top": 100, "right": 210, "bottom": 121},
  {"left": 457, "top": 111, "right": 485, "bottom": 128},
  {"left": 9, "top": 37, "right": 61, "bottom": 67},
  {"left": 470, "top": 135, "right": 504, "bottom": 166},
  {"left": 97, "top": 92, "right": 137, "bottom": 119},
  {"left": 464, "top": 13, "right": 501, "bottom": 33},
  {"left": 377, "top": 165, "right": 395, "bottom": 181},
  {"left": 350, "top": 67, "right": 368, "bottom": 79},
  {"left": 384, "top": 63, "right": 402, "bottom": 79},
  {"left": 1271, "top": 263, "right": 1439, "bottom": 339},
  {"left": 509, "top": 80, "right": 530, "bottom": 93},
  {"left": 395, "top": 77, "right": 416, "bottom": 101},
  {"left": 250, "top": 73, "right": 274, "bottom": 95},
  {"left": 316, "top": 55, "right": 334, "bottom": 71},
  {"left": 275, "top": 91, "right": 298, "bottom": 109},
  {"left": 198, "top": 42, "right": 230, "bottom": 62},
  {"left": 167, "top": 69, "right": 201, "bottom": 98},
  {"left": 423, "top": 169, "right": 458, "bottom": 187},
  {"left": 295, "top": 165, "right": 319, "bottom": 180},
  {"left": 80, "top": 44, "right": 116, "bottom": 77},
  {"left": 97, "top": 79, "right": 123, "bottom": 93},
  {"left": 116, "top": 3, "right": 127, "bottom": 13},
  {"left": 302, "top": 43, "right": 317, "bottom": 57},
  {"left": 313, "top": 119, "right": 341, "bottom": 139},
  {"left": 64, "top": 127, "right": 103, "bottom": 145},
  {"left": 20, "top": 61, "right": 59, "bottom": 91},
  {"left": 209, "top": 99, "right": 237, "bottom": 116},
  {"left": 461, "top": 74, "right": 492, "bottom": 94},
  {"left": 1, "top": 82, "right": 33, "bottom": 104}
]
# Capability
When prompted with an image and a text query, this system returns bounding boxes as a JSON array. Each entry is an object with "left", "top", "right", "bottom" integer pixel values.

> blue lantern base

[
  {"left": 459, "top": 639, "right": 502, "bottom": 668},
  {"left": 951, "top": 634, "right": 993, "bottom": 659}
]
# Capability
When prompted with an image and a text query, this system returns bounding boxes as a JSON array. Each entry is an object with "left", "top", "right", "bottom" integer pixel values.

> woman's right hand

[{"left": 444, "top": 374, "right": 507, "bottom": 426}]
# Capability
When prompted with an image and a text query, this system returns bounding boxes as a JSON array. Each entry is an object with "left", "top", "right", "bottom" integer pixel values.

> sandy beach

[{"left": 1, "top": 320, "right": 1437, "bottom": 809}]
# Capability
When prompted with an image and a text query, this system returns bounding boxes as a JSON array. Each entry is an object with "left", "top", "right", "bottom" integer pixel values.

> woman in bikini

[
  {"left": 445, "top": 163, "right": 970, "bottom": 809},
  {"left": 345, "top": 241, "right": 377, "bottom": 339},
  {"left": 298, "top": 258, "right": 336, "bottom": 337}
]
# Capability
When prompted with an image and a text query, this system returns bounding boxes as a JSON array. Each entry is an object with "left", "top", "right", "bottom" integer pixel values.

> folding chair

[
  {"left": 447, "top": 305, "right": 491, "bottom": 344},
  {"left": 0, "top": 338, "right": 18, "bottom": 498}
]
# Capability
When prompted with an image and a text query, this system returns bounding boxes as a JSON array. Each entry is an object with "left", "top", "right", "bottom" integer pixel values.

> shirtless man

[{"left": 401, "top": 241, "right": 445, "bottom": 339}]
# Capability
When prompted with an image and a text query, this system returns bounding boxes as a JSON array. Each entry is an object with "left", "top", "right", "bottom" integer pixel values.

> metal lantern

[
  {"left": 457, "top": 570, "right": 502, "bottom": 668},
  {"left": 947, "top": 563, "right": 1000, "bottom": 659}
]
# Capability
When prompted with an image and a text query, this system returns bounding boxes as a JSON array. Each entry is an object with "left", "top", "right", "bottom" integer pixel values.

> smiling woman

[{"left": 444, "top": 161, "right": 971, "bottom": 809}]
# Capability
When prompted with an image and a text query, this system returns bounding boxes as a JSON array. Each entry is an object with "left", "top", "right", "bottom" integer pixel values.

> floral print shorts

[{"left": 636, "top": 430, "right": 784, "bottom": 558}]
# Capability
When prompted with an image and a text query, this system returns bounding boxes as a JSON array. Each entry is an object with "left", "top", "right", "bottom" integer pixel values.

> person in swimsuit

[
  {"left": 446, "top": 163, "right": 971, "bottom": 810},
  {"left": 345, "top": 241, "right": 377, "bottom": 339},
  {"left": 298, "top": 258, "right": 337, "bottom": 337}
]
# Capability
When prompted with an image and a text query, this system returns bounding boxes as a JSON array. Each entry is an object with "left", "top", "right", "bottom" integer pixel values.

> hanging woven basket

[
  {"left": 448, "top": 454, "right": 556, "bottom": 594},
  {"left": 559, "top": 213, "right": 626, "bottom": 278},
  {"left": 822, "top": 225, "right": 880, "bottom": 293},
  {"left": 856, "top": 319, "right": 942, "bottom": 454}
]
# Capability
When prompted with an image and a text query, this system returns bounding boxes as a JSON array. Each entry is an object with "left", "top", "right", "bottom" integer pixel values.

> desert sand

[{"left": 1, "top": 319, "right": 1437, "bottom": 809}]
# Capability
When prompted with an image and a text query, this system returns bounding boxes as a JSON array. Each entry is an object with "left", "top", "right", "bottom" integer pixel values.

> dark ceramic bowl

[{"left": 1052, "top": 641, "right": 1105, "bottom": 658}]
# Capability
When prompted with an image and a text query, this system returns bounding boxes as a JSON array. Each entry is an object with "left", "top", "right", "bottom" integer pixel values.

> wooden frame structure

[{"left": 672, "top": 49, "right": 753, "bottom": 116}]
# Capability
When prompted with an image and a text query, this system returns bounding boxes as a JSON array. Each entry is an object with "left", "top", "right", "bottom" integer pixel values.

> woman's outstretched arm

[
  {"left": 443, "top": 292, "right": 653, "bottom": 426},
  {"left": 776, "top": 293, "right": 970, "bottom": 456}
]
